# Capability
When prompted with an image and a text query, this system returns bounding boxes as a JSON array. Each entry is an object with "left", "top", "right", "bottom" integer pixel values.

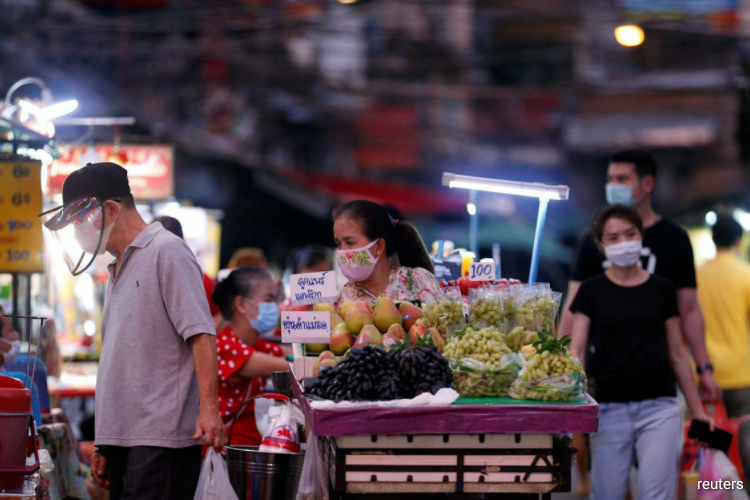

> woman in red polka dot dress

[{"left": 211, "top": 267, "right": 291, "bottom": 445}]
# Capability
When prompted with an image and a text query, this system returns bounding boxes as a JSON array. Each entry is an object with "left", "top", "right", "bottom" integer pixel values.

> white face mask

[
  {"left": 77, "top": 219, "right": 114, "bottom": 256},
  {"left": 40, "top": 197, "right": 119, "bottom": 275},
  {"left": 604, "top": 240, "right": 643, "bottom": 268}
]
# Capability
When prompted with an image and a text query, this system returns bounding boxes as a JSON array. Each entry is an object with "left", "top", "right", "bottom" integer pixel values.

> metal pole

[
  {"left": 469, "top": 190, "right": 478, "bottom": 256},
  {"left": 528, "top": 198, "right": 550, "bottom": 284},
  {"left": 492, "top": 243, "right": 501, "bottom": 279},
  {"left": 11, "top": 274, "right": 19, "bottom": 332},
  {"left": 25, "top": 274, "right": 32, "bottom": 335}
]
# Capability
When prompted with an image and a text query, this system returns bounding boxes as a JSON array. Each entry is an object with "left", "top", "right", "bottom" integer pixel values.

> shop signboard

[
  {"left": 281, "top": 311, "right": 331, "bottom": 344},
  {"left": 0, "top": 161, "right": 44, "bottom": 273},
  {"left": 48, "top": 144, "right": 174, "bottom": 200},
  {"left": 290, "top": 271, "right": 338, "bottom": 305}
]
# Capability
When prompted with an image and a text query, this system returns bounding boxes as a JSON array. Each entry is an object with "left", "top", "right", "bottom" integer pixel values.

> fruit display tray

[
  {"left": 321, "top": 433, "right": 573, "bottom": 498},
  {"left": 291, "top": 375, "right": 598, "bottom": 436}
]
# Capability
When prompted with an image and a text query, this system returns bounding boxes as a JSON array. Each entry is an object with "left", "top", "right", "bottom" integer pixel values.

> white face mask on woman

[{"left": 604, "top": 239, "right": 643, "bottom": 268}]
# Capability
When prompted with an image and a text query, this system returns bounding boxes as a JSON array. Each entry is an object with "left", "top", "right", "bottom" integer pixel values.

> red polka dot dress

[{"left": 217, "top": 327, "right": 285, "bottom": 446}]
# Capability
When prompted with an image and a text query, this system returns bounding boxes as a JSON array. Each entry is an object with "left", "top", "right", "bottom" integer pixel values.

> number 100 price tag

[{"left": 469, "top": 261, "right": 497, "bottom": 281}]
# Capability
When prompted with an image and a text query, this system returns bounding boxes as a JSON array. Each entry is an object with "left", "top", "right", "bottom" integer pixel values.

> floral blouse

[{"left": 337, "top": 266, "right": 443, "bottom": 306}]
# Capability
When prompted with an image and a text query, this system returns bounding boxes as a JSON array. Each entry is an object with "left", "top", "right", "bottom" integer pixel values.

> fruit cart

[{"left": 291, "top": 375, "right": 598, "bottom": 499}]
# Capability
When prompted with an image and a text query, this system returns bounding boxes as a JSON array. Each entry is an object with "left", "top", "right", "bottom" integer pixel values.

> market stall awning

[{"left": 265, "top": 168, "right": 470, "bottom": 218}]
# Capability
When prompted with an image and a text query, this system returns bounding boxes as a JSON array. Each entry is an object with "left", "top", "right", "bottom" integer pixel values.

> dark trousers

[
  {"left": 105, "top": 446, "right": 202, "bottom": 500},
  {"left": 723, "top": 387, "right": 750, "bottom": 491}
]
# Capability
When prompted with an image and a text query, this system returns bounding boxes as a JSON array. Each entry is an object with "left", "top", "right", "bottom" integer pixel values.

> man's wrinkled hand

[
  {"left": 91, "top": 453, "right": 110, "bottom": 490},
  {"left": 700, "top": 372, "right": 721, "bottom": 403},
  {"left": 193, "top": 406, "right": 226, "bottom": 452}
]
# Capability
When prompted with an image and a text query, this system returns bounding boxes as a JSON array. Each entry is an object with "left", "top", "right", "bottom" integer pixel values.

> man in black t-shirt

[{"left": 559, "top": 150, "right": 720, "bottom": 401}]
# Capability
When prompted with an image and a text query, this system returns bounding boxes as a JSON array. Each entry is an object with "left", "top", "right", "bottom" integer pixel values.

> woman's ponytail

[{"left": 393, "top": 220, "right": 434, "bottom": 273}]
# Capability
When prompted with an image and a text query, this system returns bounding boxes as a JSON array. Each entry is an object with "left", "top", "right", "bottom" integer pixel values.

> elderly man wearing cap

[{"left": 40, "top": 163, "right": 224, "bottom": 499}]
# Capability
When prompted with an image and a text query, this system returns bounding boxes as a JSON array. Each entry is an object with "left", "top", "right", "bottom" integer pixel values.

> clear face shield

[{"left": 38, "top": 197, "right": 113, "bottom": 276}]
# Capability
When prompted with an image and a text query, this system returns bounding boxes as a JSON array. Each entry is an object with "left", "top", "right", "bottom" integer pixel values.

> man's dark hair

[
  {"left": 592, "top": 204, "right": 645, "bottom": 242},
  {"left": 610, "top": 150, "right": 657, "bottom": 179},
  {"left": 154, "top": 216, "right": 184, "bottom": 240},
  {"left": 712, "top": 215, "right": 743, "bottom": 249},
  {"left": 114, "top": 193, "right": 136, "bottom": 209}
]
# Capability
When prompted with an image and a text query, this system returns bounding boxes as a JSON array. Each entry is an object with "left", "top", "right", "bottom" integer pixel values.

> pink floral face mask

[{"left": 336, "top": 240, "right": 380, "bottom": 282}]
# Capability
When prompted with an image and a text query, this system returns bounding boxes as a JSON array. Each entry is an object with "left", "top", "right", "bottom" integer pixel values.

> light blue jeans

[{"left": 590, "top": 397, "right": 682, "bottom": 500}]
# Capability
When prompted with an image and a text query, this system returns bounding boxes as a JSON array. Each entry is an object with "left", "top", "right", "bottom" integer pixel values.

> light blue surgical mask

[
  {"left": 605, "top": 183, "right": 636, "bottom": 206},
  {"left": 245, "top": 299, "right": 280, "bottom": 334}
]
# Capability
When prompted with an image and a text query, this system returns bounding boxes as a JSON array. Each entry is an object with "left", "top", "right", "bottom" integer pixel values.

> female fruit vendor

[
  {"left": 211, "top": 267, "right": 291, "bottom": 445},
  {"left": 334, "top": 200, "right": 442, "bottom": 306}
]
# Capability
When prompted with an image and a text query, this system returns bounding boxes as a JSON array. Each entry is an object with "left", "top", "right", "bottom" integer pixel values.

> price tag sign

[
  {"left": 0, "top": 162, "right": 44, "bottom": 273},
  {"left": 290, "top": 271, "right": 338, "bottom": 305},
  {"left": 469, "top": 261, "right": 497, "bottom": 281},
  {"left": 281, "top": 311, "right": 331, "bottom": 343}
]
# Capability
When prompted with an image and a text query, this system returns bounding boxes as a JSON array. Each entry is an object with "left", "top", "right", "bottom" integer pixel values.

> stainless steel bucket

[{"left": 226, "top": 445, "right": 305, "bottom": 500}]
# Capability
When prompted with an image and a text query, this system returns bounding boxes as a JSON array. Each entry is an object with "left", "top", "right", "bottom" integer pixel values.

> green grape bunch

[
  {"left": 450, "top": 357, "right": 522, "bottom": 398},
  {"left": 468, "top": 298, "right": 507, "bottom": 330},
  {"left": 505, "top": 327, "right": 540, "bottom": 352},
  {"left": 443, "top": 326, "right": 512, "bottom": 371},
  {"left": 424, "top": 299, "right": 466, "bottom": 338},
  {"left": 519, "top": 333, "right": 582, "bottom": 381},
  {"left": 514, "top": 295, "right": 559, "bottom": 332}
]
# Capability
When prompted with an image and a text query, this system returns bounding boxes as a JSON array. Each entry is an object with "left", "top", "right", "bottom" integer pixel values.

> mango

[
  {"left": 373, "top": 296, "right": 402, "bottom": 332},
  {"left": 345, "top": 301, "right": 374, "bottom": 335}
]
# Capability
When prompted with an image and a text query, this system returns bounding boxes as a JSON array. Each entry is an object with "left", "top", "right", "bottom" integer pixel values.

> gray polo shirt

[{"left": 95, "top": 222, "right": 215, "bottom": 448}]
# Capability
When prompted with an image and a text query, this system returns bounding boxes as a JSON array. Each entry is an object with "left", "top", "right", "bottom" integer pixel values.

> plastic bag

[
  {"left": 259, "top": 402, "right": 306, "bottom": 454},
  {"left": 296, "top": 433, "right": 329, "bottom": 500},
  {"left": 710, "top": 400, "right": 746, "bottom": 479},
  {"left": 697, "top": 448, "right": 746, "bottom": 500},
  {"left": 512, "top": 287, "right": 561, "bottom": 333},
  {"left": 469, "top": 286, "right": 512, "bottom": 332},
  {"left": 509, "top": 371, "right": 586, "bottom": 402},
  {"left": 424, "top": 286, "right": 466, "bottom": 340},
  {"left": 194, "top": 448, "right": 240, "bottom": 500},
  {"left": 509, "top": 348, "right": 586, "bottom": 404},
  {"left": 450, "top": 353, "right": 523, "bottom": 398}
]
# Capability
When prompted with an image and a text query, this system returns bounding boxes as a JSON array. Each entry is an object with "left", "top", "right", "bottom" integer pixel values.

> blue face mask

[
  {"left": 605, "top": 183, "right": 636, "bottom": 206},
  {"left": 245, "top": 299, "right": 280, "bottom": 334}
]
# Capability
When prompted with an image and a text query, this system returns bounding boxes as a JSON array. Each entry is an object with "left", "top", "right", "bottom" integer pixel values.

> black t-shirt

[
  {"left": 572, "top": 219, "right": 697, "bottom": 290},
  {"left": 570, "top": 274, "right": 679, "bottom": 403}
]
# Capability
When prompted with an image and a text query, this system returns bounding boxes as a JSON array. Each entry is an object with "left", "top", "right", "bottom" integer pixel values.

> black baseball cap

[{"left": 62, "top": 162, "right": 131, "bottom": 205}]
